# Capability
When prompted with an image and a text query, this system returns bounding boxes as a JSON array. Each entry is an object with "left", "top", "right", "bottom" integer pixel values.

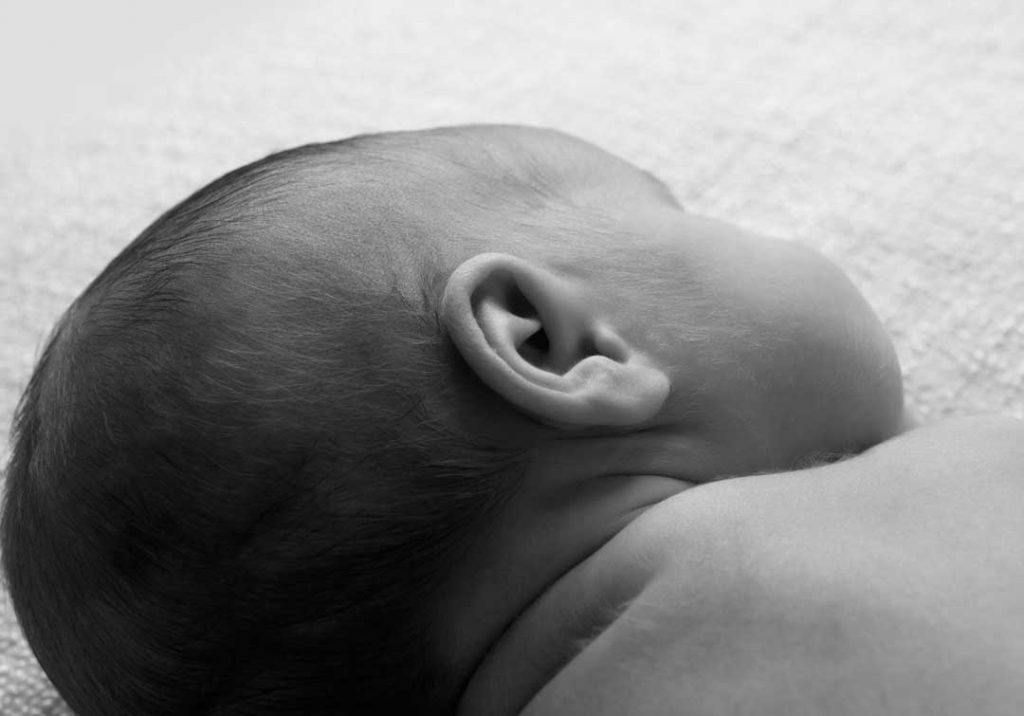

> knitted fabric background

[{"left": 1, "top": 0, "right": 1022, "bottom": 711}]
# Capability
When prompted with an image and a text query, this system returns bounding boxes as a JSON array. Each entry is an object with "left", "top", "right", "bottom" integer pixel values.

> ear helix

[{"left": 441, "top": 253, "right": 670, "bottom": 428}]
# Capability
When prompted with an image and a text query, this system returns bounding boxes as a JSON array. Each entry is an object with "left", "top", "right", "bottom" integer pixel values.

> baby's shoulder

[{"left": 522, "top": 415, "right": 1024, "bottom": 715}]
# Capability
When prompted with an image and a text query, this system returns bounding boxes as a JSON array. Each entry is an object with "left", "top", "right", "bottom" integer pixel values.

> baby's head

[{"left": 1, "top": 125, "right": 904, "bottom": 715}]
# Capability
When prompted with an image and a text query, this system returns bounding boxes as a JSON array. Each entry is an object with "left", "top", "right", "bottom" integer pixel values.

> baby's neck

[
  {"left": 448, "top": 424, "right": 884, "bottom": 713},
  {"left": 441, "top": 433, "right": 702, "bottom": 711},
  {"left": 455, "top": 491, "right": 669, "bottom": 715},
  {"left": 456, "top": 451, "right": 868, "bottom": 714},
  {"left": 454, "top": 465, "right": 811, "bottom": 714}
]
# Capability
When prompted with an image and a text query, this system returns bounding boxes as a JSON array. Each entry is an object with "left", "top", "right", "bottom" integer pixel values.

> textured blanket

[{"left": 2, "top": 0, "right": 1022, "bottom": 712}]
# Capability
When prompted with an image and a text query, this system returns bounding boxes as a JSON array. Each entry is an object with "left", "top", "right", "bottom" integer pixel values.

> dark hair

[{"left": 1, "top": 131, "right": 533, "bottom": 714}]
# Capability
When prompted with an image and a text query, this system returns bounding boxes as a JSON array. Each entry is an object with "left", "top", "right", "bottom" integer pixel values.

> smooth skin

[
  {"left": 423, "top": 127, "right": 1024, "bottom": 715},
  {"left": 483, "top": 415, "right": 1024, "bottom": 716}
]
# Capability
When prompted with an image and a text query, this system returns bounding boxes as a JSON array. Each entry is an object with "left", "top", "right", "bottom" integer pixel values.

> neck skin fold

[{"left": 442, "top": 432, "right": 710, "bottom": 714}]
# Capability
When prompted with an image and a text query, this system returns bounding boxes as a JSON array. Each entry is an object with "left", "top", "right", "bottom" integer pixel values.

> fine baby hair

[{"left": 2, "top": 127, "right": 564, "bottom": 715}]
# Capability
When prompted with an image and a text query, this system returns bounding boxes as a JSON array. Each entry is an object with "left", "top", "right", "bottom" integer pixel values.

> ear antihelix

[
  {"left": 477, "top": 295, "right": 542, "bottom": 346},
  {"left": 476, "top": 295, "right": 551, "bottom": 375}
]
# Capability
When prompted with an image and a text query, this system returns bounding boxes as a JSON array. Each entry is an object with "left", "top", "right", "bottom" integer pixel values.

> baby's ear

[{"left": 441, "top": 253, "right": 669, "bottom": 428}]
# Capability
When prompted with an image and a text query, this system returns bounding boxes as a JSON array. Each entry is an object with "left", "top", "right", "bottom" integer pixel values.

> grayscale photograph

[{"left": 1, "top": 0, "right": 1022, "bottom": 714}]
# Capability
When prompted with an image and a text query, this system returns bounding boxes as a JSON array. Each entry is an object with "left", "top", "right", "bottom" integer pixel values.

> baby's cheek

[{"left": 827, "top": 327, "right": 906, "bottom": 450}]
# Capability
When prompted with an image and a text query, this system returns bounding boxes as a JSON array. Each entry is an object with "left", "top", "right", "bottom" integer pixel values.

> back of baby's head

[{"left": 1, "top": 128, "right": 557, "bottom": 714}]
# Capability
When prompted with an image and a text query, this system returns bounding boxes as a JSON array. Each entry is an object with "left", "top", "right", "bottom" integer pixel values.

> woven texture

[{"left": 2, "top": 0, "right": 1022, "bottom": 712}]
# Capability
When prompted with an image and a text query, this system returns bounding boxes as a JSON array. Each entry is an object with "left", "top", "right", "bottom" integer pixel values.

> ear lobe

[{"left": 441, "top": 253, "right": 669, "bottom": 428}]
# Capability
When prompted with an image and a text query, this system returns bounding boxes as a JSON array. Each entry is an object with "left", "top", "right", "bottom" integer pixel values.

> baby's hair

[{"left": 1, "top": 130, "right": 541, "bottom": 714}]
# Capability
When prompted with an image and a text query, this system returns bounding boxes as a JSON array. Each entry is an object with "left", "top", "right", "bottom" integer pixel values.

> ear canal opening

[
  {"left": 518, "top": 327, "right": 607, "bottom": 375},
  {"left": 519, "top": 327, "right": 551, "bottom": 367}
]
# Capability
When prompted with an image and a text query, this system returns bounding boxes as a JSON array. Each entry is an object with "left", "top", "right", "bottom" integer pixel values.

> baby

[{"left": 3, "top": 125, "right": 1023, "bottom": 715}]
